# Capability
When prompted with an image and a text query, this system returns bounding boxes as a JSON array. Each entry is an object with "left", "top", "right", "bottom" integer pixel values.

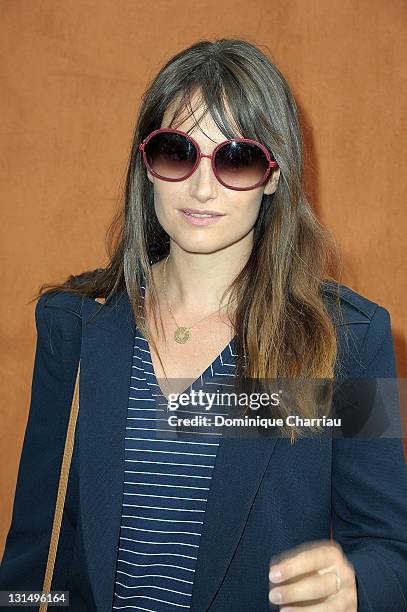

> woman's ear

[{"left": 263, "top": 168, "right": 280, "bottom": 195}]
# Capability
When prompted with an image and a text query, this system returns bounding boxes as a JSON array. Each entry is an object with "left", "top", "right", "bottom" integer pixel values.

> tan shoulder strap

[{"left": 39, "top": 362, "right": 81, "bottom": 611}]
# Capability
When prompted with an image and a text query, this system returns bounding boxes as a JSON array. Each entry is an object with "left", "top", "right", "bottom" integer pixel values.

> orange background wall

[{"left": 1, "top": 0, "right": 406, "bottom": 558}]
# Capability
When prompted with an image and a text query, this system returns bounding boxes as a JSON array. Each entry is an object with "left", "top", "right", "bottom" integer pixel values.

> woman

[{"left": 1, "top": 38, "right": 406, "bottom": 612}]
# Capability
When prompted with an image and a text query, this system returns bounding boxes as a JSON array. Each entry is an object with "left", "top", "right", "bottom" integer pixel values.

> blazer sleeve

[
  {"left": 0, "top": 293, "right": 81, "bottom": 593},
  {"left": 332, "top": 306, "right": 407, "bottom": 611}
]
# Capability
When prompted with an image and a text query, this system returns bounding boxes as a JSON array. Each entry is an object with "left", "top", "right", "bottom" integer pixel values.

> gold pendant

[{"left": 174, "top": 326, "right": 191, "bottom": 344}]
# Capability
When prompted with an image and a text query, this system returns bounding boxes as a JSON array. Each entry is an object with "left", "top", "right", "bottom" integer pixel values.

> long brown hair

[{"left": 31, "top": 37, "right": 347, "bottom": 441}]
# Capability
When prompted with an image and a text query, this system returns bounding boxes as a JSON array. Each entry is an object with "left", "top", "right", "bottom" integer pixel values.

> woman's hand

[{"left": 268, "top": 539, "right": 357, "bottom": 611}]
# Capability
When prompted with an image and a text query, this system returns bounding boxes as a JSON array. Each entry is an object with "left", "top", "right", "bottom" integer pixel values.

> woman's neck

[{"left": 154, "top": 242, "right": 251, "bottom": 315}]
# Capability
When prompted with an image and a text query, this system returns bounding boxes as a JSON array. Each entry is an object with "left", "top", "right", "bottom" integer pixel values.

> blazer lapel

[
  {"left": 189, "top": 437, "right": 278, "bottom": 611},
  {"left": 78, "top": 291, "right": 136, "bottom": 611},
  {"left": 77, "top": 290, "right": 279, "bottom": 611}
]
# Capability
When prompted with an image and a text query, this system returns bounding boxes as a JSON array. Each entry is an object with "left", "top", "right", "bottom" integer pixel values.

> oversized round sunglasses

[{"left": 138, "top": 128, "right": 279, "bottom": 191}]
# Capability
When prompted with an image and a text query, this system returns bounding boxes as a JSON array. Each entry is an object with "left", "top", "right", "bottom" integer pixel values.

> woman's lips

[{"left": 179, "top": 210, "right": 224, "bottom": 226}]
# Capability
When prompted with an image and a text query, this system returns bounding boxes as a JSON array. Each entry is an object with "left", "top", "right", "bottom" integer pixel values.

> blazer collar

[{"left": 78, "top": 290, "right": 279, "bottom": 611}]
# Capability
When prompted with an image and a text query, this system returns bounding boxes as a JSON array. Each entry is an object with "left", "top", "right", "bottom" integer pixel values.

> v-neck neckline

[
  {"left": 139, "top": 282, "right": 237, "bottom": 401},
  {"left": 146, "top": 335, "right": 236, "bottom": 402}
]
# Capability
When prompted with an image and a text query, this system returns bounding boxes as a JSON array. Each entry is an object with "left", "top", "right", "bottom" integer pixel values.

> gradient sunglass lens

[
  {"left": 144, "top": 132, "right": 197, "bottom": 180},
  {"left": 214, "top": 141, "right": 269, "bottom": 188}
]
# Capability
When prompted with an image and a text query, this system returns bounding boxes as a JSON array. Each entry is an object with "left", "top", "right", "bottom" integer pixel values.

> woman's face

[{"left": 145, "top": 95, "right": 280, "bottom": 255}]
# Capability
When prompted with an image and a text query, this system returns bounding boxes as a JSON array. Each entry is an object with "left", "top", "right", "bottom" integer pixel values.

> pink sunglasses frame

[{"left": 138, "top": 127, "right": 279, "bottom": 191}]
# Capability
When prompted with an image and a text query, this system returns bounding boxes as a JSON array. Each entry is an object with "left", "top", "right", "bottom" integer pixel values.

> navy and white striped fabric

[{"left": 112, "top": 283, "right": 237, "bottom": 611}]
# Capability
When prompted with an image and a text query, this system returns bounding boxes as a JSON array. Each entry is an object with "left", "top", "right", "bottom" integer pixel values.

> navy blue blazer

[{"left": 1, "top": 283, "right": 407, "bottom": 611}]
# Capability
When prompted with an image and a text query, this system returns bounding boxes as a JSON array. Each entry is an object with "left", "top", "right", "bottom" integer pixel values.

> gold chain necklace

[{"left": 162, "top": 254, "right": 235, "bottom": 344}]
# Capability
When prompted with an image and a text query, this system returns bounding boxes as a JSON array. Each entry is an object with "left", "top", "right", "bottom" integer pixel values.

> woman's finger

[{"left": 269, "top": 569, "right": 340, "bottom": 605}]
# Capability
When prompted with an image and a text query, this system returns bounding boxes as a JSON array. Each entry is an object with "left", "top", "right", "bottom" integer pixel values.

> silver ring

[{"left": 335, "top": 573, "right": 342, "bottom": 593}]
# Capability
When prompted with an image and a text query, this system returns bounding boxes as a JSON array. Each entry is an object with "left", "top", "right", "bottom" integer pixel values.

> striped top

[{"left": 112, "top": 283, "right": 238, "bottom": 611}]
